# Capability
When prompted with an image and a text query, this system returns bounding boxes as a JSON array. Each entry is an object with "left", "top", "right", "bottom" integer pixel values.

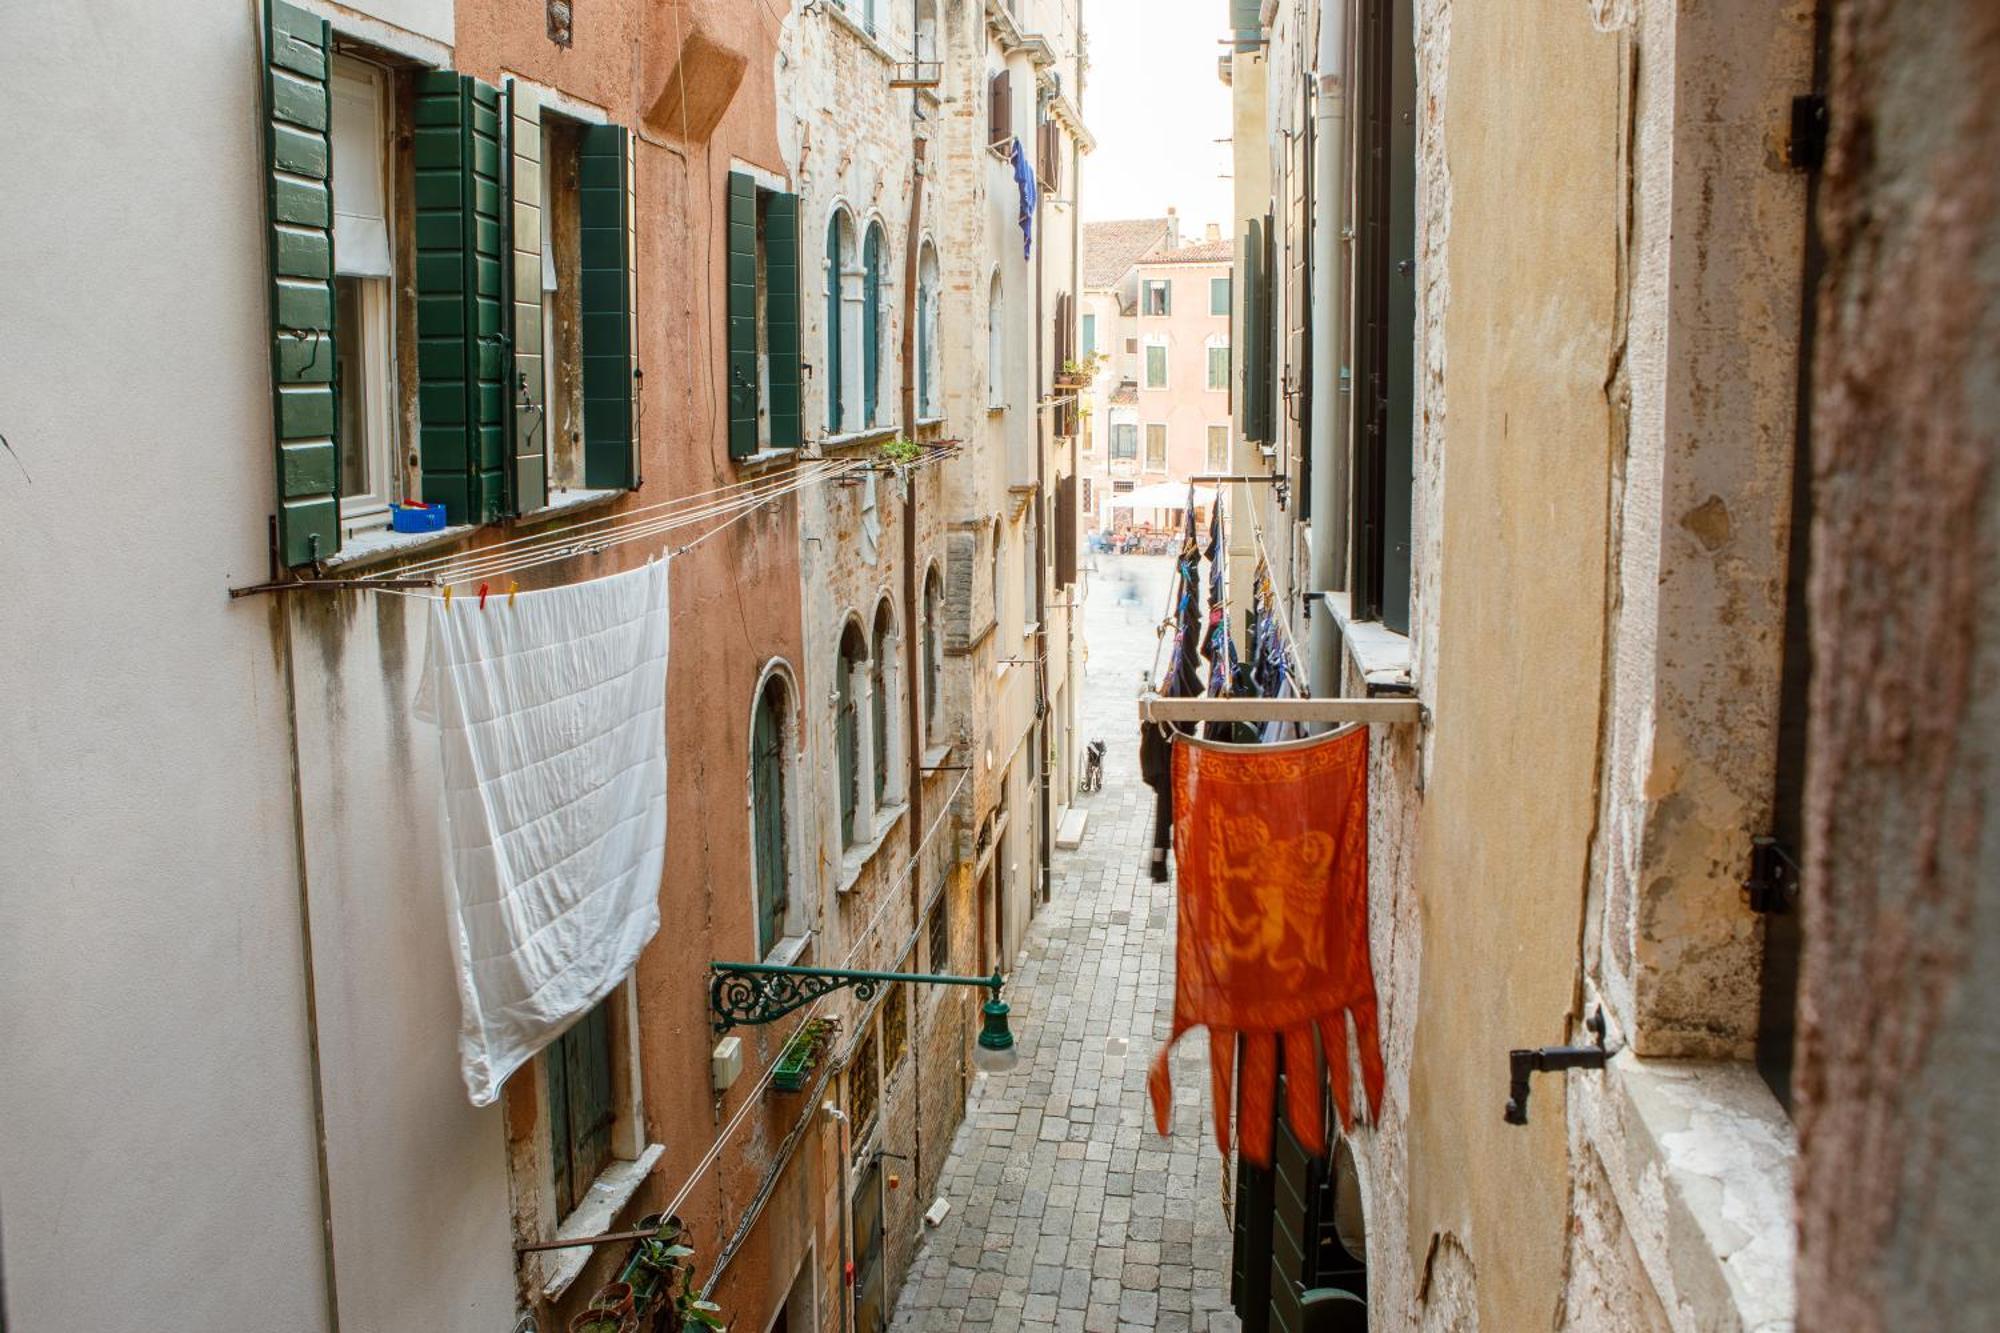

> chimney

[
  {"left": 1165, "top": 207, "right": 1181, "bottom": 250},
  {"left": 1205, "top": 221, "right": 1220, "bottom": 243}
]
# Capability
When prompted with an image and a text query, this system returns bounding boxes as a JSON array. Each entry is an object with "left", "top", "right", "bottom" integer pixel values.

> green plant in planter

[
  {"left": 616, "top": 1214, "right": 729, "bottom": 1331},
  {"left": 877, "top": 437, "right": 924, "bottom": 466},
  {"left": 771, "top": 1017, "right": 833, "bottom": 1092}
]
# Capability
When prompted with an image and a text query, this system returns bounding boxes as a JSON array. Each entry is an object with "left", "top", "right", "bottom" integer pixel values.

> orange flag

[{"left": 1147, "top": 726, "right": 1385, "bottom": 1167}]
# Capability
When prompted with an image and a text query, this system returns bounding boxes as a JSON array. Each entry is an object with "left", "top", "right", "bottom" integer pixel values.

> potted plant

[{"left": 770, "top": 1017, "right": 836, "bottom": 1092}]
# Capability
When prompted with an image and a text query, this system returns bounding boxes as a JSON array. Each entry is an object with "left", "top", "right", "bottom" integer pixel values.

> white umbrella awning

[{"left": 1107, "top": 482, "right": 1218, "bottom": 511}]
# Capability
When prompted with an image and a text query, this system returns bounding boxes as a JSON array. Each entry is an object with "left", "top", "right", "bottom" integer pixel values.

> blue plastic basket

[{"left": 391, "top": 502, "right": 448, "bottom": 534}]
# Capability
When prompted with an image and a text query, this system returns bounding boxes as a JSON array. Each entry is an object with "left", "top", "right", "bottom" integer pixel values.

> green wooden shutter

[
  {"left": 1242, "top": 219, "right": 1269, "bottom": 442},
  {"left": 871, "top": 644, "right": 888, "bottom": 807},
  {"left": 825, "top": 216, "right": 846, "bottom": 434},
  {"left": 753, "top": 689, "right": 789, "bottom": 956},
  {"left": 837, "top": 655, "right": 858, "bottom": 844},
  {"left": 504, "top": 81, "right": 548, "bottom": 514},
  {"left": 262, "top": 0, "right": 339, "bottom": 567},
  {"left": 766, "top": 191, "right": 804, "bottom": 449},
  {"left": 726, "top": 170, "right": 759, "bottom": 458},
  {"left": 415, "top": 72, "right": 506, "bottom": 525},
  {"left": 862, "top": 227, "right": 882, "bottom": 428},
  {"left": 579, "top": 124, "right": 636, "bottom": 489}
]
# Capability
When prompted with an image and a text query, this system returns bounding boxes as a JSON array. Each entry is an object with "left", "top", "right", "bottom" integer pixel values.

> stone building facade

[
  {"left": 1221, "top": 0, "right": 1995, "bottom": 1328},
  {"left": 0, "top": 1, "right": 1085, "bottom": 1331}
]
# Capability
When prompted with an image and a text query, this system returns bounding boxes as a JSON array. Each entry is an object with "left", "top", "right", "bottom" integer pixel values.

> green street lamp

[{"left": 709, "top": 961, "right": 1019, "bottom": 1072}]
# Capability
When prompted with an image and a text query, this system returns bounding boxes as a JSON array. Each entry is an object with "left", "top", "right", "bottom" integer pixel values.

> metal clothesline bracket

[{"left": 228, "top": 577, "right": 437, "bottom": 599}]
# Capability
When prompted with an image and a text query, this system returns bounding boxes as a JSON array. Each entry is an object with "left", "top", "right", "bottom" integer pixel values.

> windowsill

[
  {"left": 821, "top": 426, "right": 900, "bottom": 452},
  {"left": 1321, "top": 589, "right": 1412, "bottom": 689},
  {"left": 987, "top": 404, "right": 1006, "bottom": 416},
  {"left": 836, "top": 802, "right": 909, "bottom": 894},
  {"left": 519, "top": 486, "right": 623, "bottom": 523},
  {"left": 920, "top": 744, "right": 954, "bottom": 773},
  {"left": 915, "top": 415, "right": 947, "bottom": 428},
  {"left": 539, "top": 1142, "right": 667, "bottom": 1300},
  {"left": 762, "top": 933, "right": 812, "bottom": 968},
  {"left": 322, "top": 520, "right": 478, "bottom": 571},
  {"left": 1593, "top": 1055, "right": 1796, "bottom": 1331},
  {"left": 736, "top": 447, "right": 807, "bottom": 474}
]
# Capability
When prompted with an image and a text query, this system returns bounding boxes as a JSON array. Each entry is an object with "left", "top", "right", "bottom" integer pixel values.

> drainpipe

[
  {"left": 1066, "top": 5, "right": 1084, "bottom": 824},
  {"left": 1034, "top": 88, "right": 1053, "bottom": 909},
  {"left": 1306, "top": 0, "right": 1350, "bottom": 697},
  {"left": 902, "top": 135, "right": 928, "bottom": 874}
]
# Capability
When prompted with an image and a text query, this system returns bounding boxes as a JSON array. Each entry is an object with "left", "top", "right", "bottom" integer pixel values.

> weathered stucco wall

[{"left": 1795, "top": 2, "right": 2000, "bottom": 1327}]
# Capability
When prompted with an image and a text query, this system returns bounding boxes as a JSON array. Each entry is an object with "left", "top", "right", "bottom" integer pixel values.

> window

[
  {"left": 825, "top": 210, "right": 852, "bottom": 433},
  {"left": 1144, "top": 340, "right": 1168, "bottom": 389},
  {"left": 991, "top": 522, "right": 1007, "bottom": 644},
  {"left": 917, "top": 242, "right": 941, "bottom": 419},
  {"left": 752, "top": 675, "right": 791, "bottom": 958},
  {"left": 883, "top": 978, "right": 909, "bottom": 1071},
  {"left": 1110, "top": 422, "right": 1138, "bottom": 460},
  {"left": 1020, "top": 511, "right": 1037, "bottom": 639},
  {"left": 546, "top": 996, "right": 615, "bottom": 1218},
  {"left": 927, "top": 889, "right": 951, "bottom": 972},
  {"left": 871, "top": 601, "right": 896, "bottom": 809},
  {"left": 1207, "top": 340, "right": 1231, "bottom": 392},
  {"left": 330, "top": 58, "right": 397, "bottom": 530},
  {"left": 862, "top": 222, "right": 886, "bottom": 428},
  {"left": 837, "top": 621, "right": 867, "bottom": 845},
  {"left": 1145, "top": 424, "right": 1168, "bottom": 471},
  {"left": 987, "top": 69, "right": 1013, "bottom": 149},
  {"left": 1143, "top": 279, "right": 1172, "bottom": 316},
  {"left": 848, "top": 1025, "right": 880, "bottom": 1145},
  {"left": 1080, "top": 311, "right": 1097, "bottom": 357},
  {"left": 923, "top": 566, "right": 943, "bottom": 740},
  {"left": 1081, "top": 477, "right": 1095, "bottom": 513},
  {"left": 1210, "top": 274, "right": 1232, "bottom": 316},
  {"left": 987, "top": 272, "right": 1006, "bottom": 409},
  {"left": 725, "top": 176, "right": 804, "bottom": 458},
  {"left": 1112, "top": 479, "right": 1135, "bottom": 494},
  {"left": 1123, "top": 337, "right": 1138, "bottom": 354},
  {"left": 1207, "top": 425, "right": 1230, "bottom": 471}
]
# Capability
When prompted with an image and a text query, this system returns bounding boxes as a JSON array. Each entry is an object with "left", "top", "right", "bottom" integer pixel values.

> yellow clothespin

[
  {"left": 507, "top": 580, "right": 520, "bottom": 608},
  {"left": 443, "top": 584, "right": 452, "bottom": 609}
]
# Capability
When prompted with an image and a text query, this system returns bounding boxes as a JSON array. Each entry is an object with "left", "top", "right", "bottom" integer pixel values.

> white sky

[{"left": 1078, "top": 0, "right": 1235, "bottom": 235}]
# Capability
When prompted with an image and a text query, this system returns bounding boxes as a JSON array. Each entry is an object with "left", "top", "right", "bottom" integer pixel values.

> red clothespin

[{"left": 478, "top": 582, "right": 490, "bottom": 610}]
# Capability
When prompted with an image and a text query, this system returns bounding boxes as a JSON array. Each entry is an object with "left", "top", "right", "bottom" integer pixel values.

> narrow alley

[{"left": 892, "top": 555, "right": 1239, "bottom": 1333}]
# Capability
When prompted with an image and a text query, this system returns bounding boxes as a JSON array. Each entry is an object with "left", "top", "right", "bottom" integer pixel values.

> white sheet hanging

[{"left": 415, "top": 558, "right": 670, "bottom": 1106}]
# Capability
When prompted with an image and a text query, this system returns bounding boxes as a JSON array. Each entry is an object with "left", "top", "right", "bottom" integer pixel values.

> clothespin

[
  {"left": 478, "top": 581, "right": 491, "bottom": 610},
  {"left": 443, "top": 584, "right": 453, "bottom": 609},
  {"left": 507, "top": 580, "right": 519, "bottom": 608}
]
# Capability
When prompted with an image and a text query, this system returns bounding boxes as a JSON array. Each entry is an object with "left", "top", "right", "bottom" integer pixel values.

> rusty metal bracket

[{"left": 1503, "top": 1009, "right": 1610, "bottom": 1126}]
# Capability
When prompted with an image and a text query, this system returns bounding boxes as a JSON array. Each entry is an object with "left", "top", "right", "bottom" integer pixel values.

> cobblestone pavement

[{"left": 891, "top": 554, "right": 1241, "bottom": 1333}]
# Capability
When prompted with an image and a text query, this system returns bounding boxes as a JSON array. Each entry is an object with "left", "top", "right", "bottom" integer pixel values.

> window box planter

[{"left": 770, "top": 1017, "right": 838, "bottom": 1092}]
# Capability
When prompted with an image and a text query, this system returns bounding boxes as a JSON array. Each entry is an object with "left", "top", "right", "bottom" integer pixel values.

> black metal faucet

[{"left": 1503, "top": 1009, "right": 1610, "bottom": 1126}]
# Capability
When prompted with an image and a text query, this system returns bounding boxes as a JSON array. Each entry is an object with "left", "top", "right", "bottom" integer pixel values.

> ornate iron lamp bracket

[{"left": 709, "top": 961, "right": 1004, "bottom": 1033}]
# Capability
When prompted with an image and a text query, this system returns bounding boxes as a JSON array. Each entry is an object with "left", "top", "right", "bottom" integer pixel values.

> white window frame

[
  {"left": 1205, "top": 337, "right": 1231, "bottom": 392},
  {"left": 1144, "top": 423, "right": 1168, "bottom": 472},
  {"left": 1207, "top": 425, "right": 1230, "bottom": 472},
  {"left": 331, "top": 56, "right": 399, "bottom": 531}
]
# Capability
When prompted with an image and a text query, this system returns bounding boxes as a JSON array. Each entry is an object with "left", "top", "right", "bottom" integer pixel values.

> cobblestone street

[{"left": 891, "top": 555, "right": 1240, "bottom": 1333}]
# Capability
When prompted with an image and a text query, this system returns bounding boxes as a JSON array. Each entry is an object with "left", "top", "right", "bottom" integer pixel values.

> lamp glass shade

[{"left": 972, "top": 995, "right": 1019, "bottom": 1073}]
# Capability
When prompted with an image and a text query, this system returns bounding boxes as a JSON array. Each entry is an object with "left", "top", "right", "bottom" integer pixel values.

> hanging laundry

[
  {"left": 415, "top": 559, "right": 671, "bottom": 1106},
  {"left": 1147, "top": 726, "right": 1385, "bottom": 1168},
  {"left": 1201, "top": 502, "right": 1248, "bottom": 741},
  {"left": 1249, "top": 560, "right": 1299, "bottom": 742},
  {"left": 1010, "top": 137, "right": 1038, "bottom": 259},
  {"left": 1140, "top": 493, "right": 1205, "bottom": 881}
]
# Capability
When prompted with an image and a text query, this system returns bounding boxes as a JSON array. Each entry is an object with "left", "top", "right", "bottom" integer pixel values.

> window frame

[
  {"left": 1144, "top": 423, "right": 1168, "bottom": 472},
  {"left": 987, "top": 271, "right": 1007, "bottom": 410},
  {"left": 1207, "top": 425, "right": 1230, "bottom": 472},
  {"left": 1143, "top": 278, "right": 1172, "bottom": 316},
  {"left": 329, "top": 55, "right": 400, "bottom": 532},
  {"left": 1110, "top": 421, "right": 1139, "bottom": 461},
  {"left": 1143, "top": 338, "right": 1169, "bottom": 390},
  {"left": 750, "top": 672, "right": 795, "bottom": 961},
  {"left": 1210, "top": 274, "right": 1232, "bottom": 316},
  {"left": 837, "top": 620, "right": 867, "bottom": 847},
  {"left": 1206, "top": 339, "right": 1232, "bottom": 393}
]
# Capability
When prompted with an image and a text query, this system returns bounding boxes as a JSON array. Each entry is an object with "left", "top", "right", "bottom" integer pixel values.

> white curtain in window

[{"left": 331, "top": 66, "right": 392, "bottom": 278}]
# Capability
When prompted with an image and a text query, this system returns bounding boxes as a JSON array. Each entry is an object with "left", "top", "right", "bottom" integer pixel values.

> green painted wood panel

[
  {"left": 765, "top": 190, "right": 804, "bottom": 449},
  {"left": 726, "top": 171, "right": 760, "bottom": 458},
  {"left": 504, "top": 80, "right": 547, "bottom": 513},
  {"left": 263, "top": 0, "right": 338, "bottom": 566},
  {"left": 578, "top": 124, "right": 635, "bottom": 489},
  {"left": 415, "top": 71, "right": 507, "bottom": 524},
  {"left": 862, "top": 225, "right": 883, "bottom": 428},
  {"left": 753, "top": 687, "right": 789, "bottom": 956},
  {"left": 825, "top": 215, "right": 845, "bottom": 434}
]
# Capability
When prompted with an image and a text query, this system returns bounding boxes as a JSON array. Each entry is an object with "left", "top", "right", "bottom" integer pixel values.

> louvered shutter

[
  {"left": 727, "top": 171, "right": 759, "bottom": 457},
  {"left": 262, "top": 0, "right": 339, "bottom": 566},
  {"left": 825, "top": 215, "right": 845, "bottom": 434},
  {"left": 766, "top": 191, "right": 804, "bottom": 448},
  {"left": 989, "top": 71, "right": 1012, "bottom": 148},
  {"left": 504, "top": 80, "right": 547, "bottom": 514},
  {"left": 862, "top": 227, "right": 882, "bottom": 428},
  {"left": 415, "top": 72, "right": 507, "bottom": 524},
  {"left": 1241, "top": 220, "right": 1266, "bottom": 442},
  {"left": 1054, "top": 473, "right": 1078, "bottom": 588},
  {"left": 579, "top": 124, "right": 636, "bottom": 488}
]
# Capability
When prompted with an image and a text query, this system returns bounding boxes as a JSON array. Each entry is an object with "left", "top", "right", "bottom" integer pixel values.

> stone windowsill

[
  {"left": 837, "top": 802, "right": 910, "bottom": 894},
  {"left": 736, "top": 446, "right": 808, "bottom": 474},
  {"left": 821, "top": 426, "right": 901, "bottom": 453},
  {"left": 915, "top": 415, "right": 947, "bottom": 429},
  {"left": 920, "top": 744, "right": 954, "bottom": 774},
  {"left": 1320, "top": 588, "right": 1413, "bottom": 688},
  {"left": 540, "top": 1142, "right": 667, "bottom": 1300},
  {"left": 321, "top": 487, "right": 625, "bottom": 574},
  {"left": 762, "top": 933, "right": 812, "bottom": 968},
  {"left": 1595, "top": 1055, "right": 1796, "bottom": 1332}
]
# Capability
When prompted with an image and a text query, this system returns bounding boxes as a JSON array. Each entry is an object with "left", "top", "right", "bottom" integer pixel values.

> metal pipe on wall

[{"left": 1307, "top": 0, "right": 1352, "bottom": 697}]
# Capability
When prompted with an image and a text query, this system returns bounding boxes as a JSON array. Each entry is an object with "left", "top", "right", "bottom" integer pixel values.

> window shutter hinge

[
  {"left": 1744, "top": 835, "right": 1801, "bottom": 914},
  {"left": 1788, "top": 94, "right": 1828, "bottom": 173}
]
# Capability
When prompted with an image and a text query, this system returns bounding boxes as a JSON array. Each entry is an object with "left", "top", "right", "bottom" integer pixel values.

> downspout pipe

[
  {"left": 1306, "top": 0, "right": 1350, "bottom": 698},
  {"left": 902, "top": 135, "right": 928, "bottom": 872},
  {"left": 1034, "top": 90, "right": 1053, "bottom": 909}
]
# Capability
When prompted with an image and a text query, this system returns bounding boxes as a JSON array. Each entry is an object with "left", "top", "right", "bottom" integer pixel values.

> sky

[{"left": 1079, "top": 0, "right": 1235, "bottom": 236}]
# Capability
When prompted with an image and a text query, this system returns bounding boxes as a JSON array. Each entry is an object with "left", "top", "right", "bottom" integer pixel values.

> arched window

[
  {"left": 917, "top": 242, "right": 941, "bottom": 420},
  {"left": 871, "top": 600, "right": 896, "bottom": 807},
  {"left": 837, "top": 620, "right": 867, "bottom": 845},
  {"left": 923, "top": 564, "right": 943, "bottom": 740},
  {"left": 862, "top": 222, "right": 886, "bottom": 428},
  {"left": 751, "top": 674, "right": 790, "bottom": 958},
  {"left": 825, "top": 210, "right": 853, "bottom": 433},
  {"left": 987, "top": 271, "right": 1005, "bottom": 410}
]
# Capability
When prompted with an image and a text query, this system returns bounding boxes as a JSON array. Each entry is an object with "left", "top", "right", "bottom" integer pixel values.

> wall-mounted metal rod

[{"left": 1136, "top": 695, "right": 1422, "bottom": 725}]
